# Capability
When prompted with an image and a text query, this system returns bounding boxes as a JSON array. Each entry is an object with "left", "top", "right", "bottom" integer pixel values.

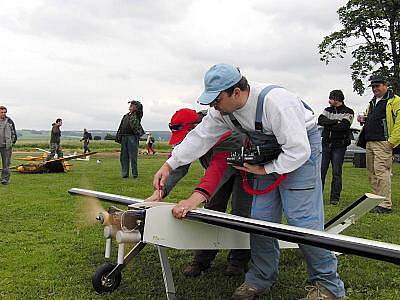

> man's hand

[
  {"left": 172, "top": 193, "right": 207, "bottom": 219},
  {"left": 233, "top": 163, "right": 267, "bottom": 175},
  {"left": 145, "top": 190, "right": 164, "bottom": 202},
  {"left": 153, "top": 162, "right": 172, "bottom": 194},
  {"left": 387, "top": 141, "right": 395, "bottom": 149}
]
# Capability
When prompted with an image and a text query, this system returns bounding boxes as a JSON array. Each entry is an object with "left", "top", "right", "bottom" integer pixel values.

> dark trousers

[
  {"left": 120, "top": 135, "right": 138, "bottom": 177},
  {"left": 47, "top": 143, "right": 63, "bottom": 160},
  {"left": 193, "top": 172, "right": 252, "bottom": 267},
  {"left": 0, "top": 147, "right": 12, "bottom": 182},
  {"left": 321, "top": 145, "right": 346, "bottom": 203},
  {"left": 83, "top": 142, "right": 90, "bottom": 154}
]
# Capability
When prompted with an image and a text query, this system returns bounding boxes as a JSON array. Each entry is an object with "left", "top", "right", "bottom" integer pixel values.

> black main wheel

[{"left": 92, "top": 262, "right": 122, "bottom": 294}]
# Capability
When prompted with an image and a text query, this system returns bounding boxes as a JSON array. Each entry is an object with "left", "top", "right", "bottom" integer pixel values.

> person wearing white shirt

[{"left": 153, "top": 64, "right": 345, "bottom": 300}]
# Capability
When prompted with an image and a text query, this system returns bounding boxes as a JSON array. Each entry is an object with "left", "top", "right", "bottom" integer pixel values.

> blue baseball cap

[{"left": 198, "top": 64, "right": 242, "bottom": 105}]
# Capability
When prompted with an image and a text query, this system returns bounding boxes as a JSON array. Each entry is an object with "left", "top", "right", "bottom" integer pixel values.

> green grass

[
  {"left": 1, "top": 155, "right": 399, "bottom": 299},
  {"left": 13, "top": 139, "right": 172, "bottom": 153}
]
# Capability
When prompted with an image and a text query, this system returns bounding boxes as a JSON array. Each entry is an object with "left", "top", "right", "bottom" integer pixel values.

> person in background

[
  {"left": 80, "top": 128, "right": 91, "bottom": 154},
  {"left": 146, "top": 108, "right": 252, "bottom": 277},
  {"left": 146, "top": 132, "right": 156, "bottom": 155},
  {"left": 318, "top": 90, "right": 354, "bottom": 205},
  {"left": 46, "top": 118, "right": 63, "bottom": 160},
  {"left": 115, "top": 100, "right": 144, "bottom": 178},
  {"left": 357, "top": 75, "right": 400, "bottom": 213},
  {"left": 0, "top": 106, "right": 17, "bottom": 185}
]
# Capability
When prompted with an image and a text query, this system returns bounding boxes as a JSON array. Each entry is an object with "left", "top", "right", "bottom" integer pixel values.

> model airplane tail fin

[{"left": 324, "top": 193, "right": 385, "bottom": 234}]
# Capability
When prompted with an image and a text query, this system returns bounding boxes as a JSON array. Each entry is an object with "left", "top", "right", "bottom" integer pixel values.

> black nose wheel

[{"left": 92, "top": 263, "right": 122, "bottom": 294}]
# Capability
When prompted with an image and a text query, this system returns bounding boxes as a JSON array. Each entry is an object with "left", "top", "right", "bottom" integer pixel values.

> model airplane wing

[
  {"left": 69, "top": 188, "right": 400, "bottom": 265},
  {"left": 47, "top": 152, "right": 98, "bottom": 163},
  {"left": 35, "top": 147, "right": 51, "bottom": 154}
]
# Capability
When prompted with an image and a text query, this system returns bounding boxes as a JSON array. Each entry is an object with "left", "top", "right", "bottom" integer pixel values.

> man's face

[
  {"left": 129, "top": 103, "right": 137, "bottom": 113},
  {"left": 371, "top": 83, "right": 388, "bottom": 98},
  {"left": 0, "top": 109, "right": 6, "bottom": 120},
  {"left": 209, "top": 89, "right": 240, "bottom": 114},
  {"left": 328, "top": 98, "right": 341, "bottom": 107},
  {"left": 58, "top": 120, "right": 63, "bottom": 126}
]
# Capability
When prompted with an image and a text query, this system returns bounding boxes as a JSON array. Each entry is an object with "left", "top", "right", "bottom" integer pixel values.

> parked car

[{"left": 344, "top": 128, "right": 366, "bottom": 161}]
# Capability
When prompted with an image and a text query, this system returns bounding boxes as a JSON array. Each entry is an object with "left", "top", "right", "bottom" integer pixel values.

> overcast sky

[{"left": 0, "top": 0, "right": 374, "bottom": 131}]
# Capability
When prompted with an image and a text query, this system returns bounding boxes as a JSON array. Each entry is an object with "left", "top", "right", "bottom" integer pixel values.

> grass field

[
  {"left": 1, "top": 153, "right": 400, "bottom": 299},
  {"left": 13, "top": 139, "right": 172, "bottom": 153}
]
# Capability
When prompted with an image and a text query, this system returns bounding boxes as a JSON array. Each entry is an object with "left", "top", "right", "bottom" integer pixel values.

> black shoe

[
  {"left": 1, "top": 180, "right": 8, "bottom": 185},
  {"left": 133, "top": 175, "right": 138, "bottom": 179},
  {"left": 122, "top": 175, "right": 128, "bottom": 178},
  {"left": 183, "top": 262, "right": 210, "bottom": 277},
  {"left": 330, "top": 200, "right": 339, "bottom": 205},
  {"left": 224, "top": 263, "right": 247, "bottom": 276},
  {"left": 370, "top": 206, "right": 392, "bottom": 214}
]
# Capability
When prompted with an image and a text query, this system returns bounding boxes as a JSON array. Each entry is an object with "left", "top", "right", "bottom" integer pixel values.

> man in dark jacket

[
  {"left": 357, "top": 75, "right": 400, "bottom": 213},
  {"left": 116, "top": 100, "right": 144, "bottom": 178},
  {"left": 46, "top": 118, "right": 63, "bottom": 160},
  {"left": 80, "top": 128, "right": 91, "bottom": 154},
  {"left": 0, "top": 106, "right": 17, "bottom": 184},
  {"left": 318, "top": 90, "right": 354, "bottom": 205}
]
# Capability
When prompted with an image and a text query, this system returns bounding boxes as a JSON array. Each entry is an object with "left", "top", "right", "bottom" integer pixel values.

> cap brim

[
  {"left": 169, "top": 130, "right": 189, "bottom": 145},
  {"left": 369, "top": 82, "right": 385, "bottom": 86},
  {"left": 197, "top": 90, "right": 220, "bottom": 105}
]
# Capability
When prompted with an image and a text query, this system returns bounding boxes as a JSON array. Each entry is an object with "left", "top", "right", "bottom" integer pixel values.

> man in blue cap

[{"left": 153, "top": 64, "right": 345, "bottom": 300}]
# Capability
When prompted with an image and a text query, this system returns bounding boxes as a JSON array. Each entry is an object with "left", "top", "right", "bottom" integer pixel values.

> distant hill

[{"left": 17, "top": 129, "right": 171, "bottom": 141}]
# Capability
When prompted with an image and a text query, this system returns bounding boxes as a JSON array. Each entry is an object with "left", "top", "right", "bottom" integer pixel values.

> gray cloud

[{"left": 0, "top": 0, "right": 366, "bottom": 132}]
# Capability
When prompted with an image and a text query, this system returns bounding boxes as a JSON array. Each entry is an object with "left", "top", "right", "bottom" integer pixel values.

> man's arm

[
  {"left": 171, "top": 151, "right": 233, "bottom": 219},
  {"left": 163, "top": 164, "right": 191, "bottom": 197},
  {"left": 9, "top": 119, "right": 17, "bottom": 144},
  {"left": 330, "top": 108, "right": 354, "bottom": 131},
  {"left": 193, "top": 151, "right": 230, "bottom": 201},
  {"left": 318, "top": 112, "right": 338, "bottom": 126},
  {"left": 388, "top": 98, "right": 400, "bottom": 147},
  {"left": 264, "top": 90, "right": 312, "bottom": 174}
]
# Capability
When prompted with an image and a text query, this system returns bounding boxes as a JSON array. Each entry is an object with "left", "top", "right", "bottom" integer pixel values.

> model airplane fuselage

[{"left": 12, "top": 152, "right": 97, "bottom": 173}]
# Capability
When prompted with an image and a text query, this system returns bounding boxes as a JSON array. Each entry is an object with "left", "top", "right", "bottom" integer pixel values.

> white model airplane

[
  {"left": 35, "top": 148, "right": 91, "bottom": 161},
  {"left": 69, "top": 188, "right": 400, "bottom": 300}
]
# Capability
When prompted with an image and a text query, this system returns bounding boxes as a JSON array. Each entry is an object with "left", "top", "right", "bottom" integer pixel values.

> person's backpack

[{"left": 150, "top": 136, "right": 155, "bottom": 143}]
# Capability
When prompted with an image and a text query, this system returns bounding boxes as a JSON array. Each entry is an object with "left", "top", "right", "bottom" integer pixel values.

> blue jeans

[
  {"left": 245, "top": 127, "right": 345, "bottom": 297},
  {"left": 120, "top": 135, "right": 139, "bottom": 177},
  {"left": 321, "top": 145, "right": 346, "bottom": 203}
]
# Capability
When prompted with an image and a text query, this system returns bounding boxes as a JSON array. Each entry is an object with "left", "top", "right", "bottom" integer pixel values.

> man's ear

[{"left": 233, "top": 87, "right": 241, "bottom": 97}]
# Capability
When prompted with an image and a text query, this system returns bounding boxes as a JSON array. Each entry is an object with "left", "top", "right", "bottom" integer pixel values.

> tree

[
  {"left": 104, "top": 133, "right": 116, "bottom": 140},
  {"left": 319, "top": 0, "right": 400, "bottom": 95},
  {"left": 93, "top": 135, "right": 102, "bottom": 141}
]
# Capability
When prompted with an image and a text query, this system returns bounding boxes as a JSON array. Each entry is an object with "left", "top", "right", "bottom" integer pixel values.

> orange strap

[{"left": 241, "top": 170, "right": 287, "bottom": 195}]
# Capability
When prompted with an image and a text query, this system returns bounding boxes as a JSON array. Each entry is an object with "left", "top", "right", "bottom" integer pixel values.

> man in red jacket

[{"left": 146, "top": 108, "right": 252, "bottom": 276}]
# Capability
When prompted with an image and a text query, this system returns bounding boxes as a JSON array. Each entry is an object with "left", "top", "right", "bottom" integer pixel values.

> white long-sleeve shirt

[{"left": 167, "top": 81, "right": 317, "bottom": 174}]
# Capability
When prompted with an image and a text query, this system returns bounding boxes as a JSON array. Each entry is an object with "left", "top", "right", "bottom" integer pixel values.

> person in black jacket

[
  {"left": 318, "top": 90, "right": 354, "bottom": 205},
  {"left": 46, "top": 118, "right": 63, "bottom": 161},
  {"left": 115, "top": 100, "right": 145, "bottom": 178},
  {"left": 80, "top": 128, "right": 91, "bottom": 154}
]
